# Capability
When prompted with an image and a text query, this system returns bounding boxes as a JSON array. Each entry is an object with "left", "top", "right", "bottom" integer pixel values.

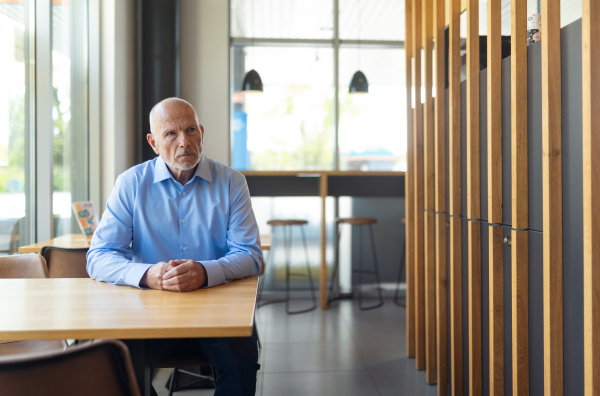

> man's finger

[
  {"left": 167, "top": 259, "right": 188, "bottom": 268},
  {"left": 163, "top": 278, "right": 194, "bottom": 292},
  {"left": 163, "top": 263, "right": 189, "bottom": 280}
]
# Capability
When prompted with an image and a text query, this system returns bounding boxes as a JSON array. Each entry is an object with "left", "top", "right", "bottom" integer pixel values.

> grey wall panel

[
  {"left": 501, "top": 58, "right": 512, "bottom": 227},
  {"left": 527, "top": 43, "right": 543, "bottom": 232},
  {"left": 528, "top": 230, "right": 544, "bottom": 396},
  {"left": 462, "top": 217, "right": 469, "bottom": 396},
  {"left": 481, "top": 222, "right": 490, "bottom": 396},
  {"left": 561, "top": 18, "right": 584, "bottom": 396},
  {"left": 446, "top": 89, "right": 450, "bottom": 213},
  {"left": 461, "top": 83, "right": 467, "bottom": 217},
  {"left": 503, "top": 225, "right": 513, "bottom": 396},
  {"left": 479, "top": 71, "right": 488, "bottom": 222}
]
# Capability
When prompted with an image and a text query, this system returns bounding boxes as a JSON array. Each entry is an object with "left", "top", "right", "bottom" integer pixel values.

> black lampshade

[
  {"left": 241, "top": 69, "right": 263, "bottom": 93},
  {"left": 349, "top": 70, "right": 368, "bottom": 94}
]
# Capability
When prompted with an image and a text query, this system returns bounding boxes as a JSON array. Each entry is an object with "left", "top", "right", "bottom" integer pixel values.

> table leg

[
  {"left": 122, "top": 339, "right": 152, "bottom": 396},
  {"left": 320, "top": 174, "right": 328, "bottom": 309}
]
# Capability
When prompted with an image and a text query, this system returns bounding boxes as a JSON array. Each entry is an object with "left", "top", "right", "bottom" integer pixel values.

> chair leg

[{"left": 167, "top": 368, "right": 178, "bottom": 396}]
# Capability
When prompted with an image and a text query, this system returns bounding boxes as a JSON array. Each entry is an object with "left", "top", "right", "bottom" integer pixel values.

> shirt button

[
  {"left": 182, "top": 192, "right": 187, "bottom": 196},
  {"left": 181, "top": 219, "right": 186, "bottom": 223},
  {"left": 182, "top": 247, "right": 187, "bottom": 251}
]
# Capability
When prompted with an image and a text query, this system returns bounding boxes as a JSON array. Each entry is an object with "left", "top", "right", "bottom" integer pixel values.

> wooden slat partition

[
  {"left": 413, "top": 0, "right": 426, "bottom": 371},
  {"left": 582, "top": 0, "right": 600, "bottom": 394},
  {"left": 541, "top": 0, "right": 563, "bottom": 394},
  {"left": 448, "top": 0, "right": 462, "bottom": 393},
  {"left": 511, "top": 1, "right": 529, "bottom": 395},
  {"left": 422, "top": 0, "right": 436, "bottom": 384},
  {"left": 465, "top": 0, "right": 481, "bottom": 394},
  {"left": 487, "top": 0, "right": 504, "bottom": 394},
  {"left": 405, "top": 0, "right": 416, "bottom": 359},
  {"left": 434, "top": 0, "right": 447, "bottom": 393}
]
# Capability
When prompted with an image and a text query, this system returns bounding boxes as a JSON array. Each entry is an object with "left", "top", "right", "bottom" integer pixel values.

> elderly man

[{"left": 87, "top": 97, "right": 262, "bottom": 395}]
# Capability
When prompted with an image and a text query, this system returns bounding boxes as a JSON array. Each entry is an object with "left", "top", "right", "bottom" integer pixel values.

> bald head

[{"left": 149, "top": 97, "right": 199, "bottom": 135}]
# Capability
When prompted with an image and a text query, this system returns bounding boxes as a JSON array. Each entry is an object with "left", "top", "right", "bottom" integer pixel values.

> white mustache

[{"left": 176, "top": 150, "right": 196, "bottom": 158}]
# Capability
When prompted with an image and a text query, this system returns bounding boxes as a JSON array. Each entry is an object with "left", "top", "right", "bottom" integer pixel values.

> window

[
  {"left": 230, "top": 0, "right": 406, "bottom": 171},
  {"left": 0, "top": 1, "right": 89, "bottom": 254}
]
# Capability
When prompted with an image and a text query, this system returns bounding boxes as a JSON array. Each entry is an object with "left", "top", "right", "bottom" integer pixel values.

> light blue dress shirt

[{"left": 87, "top": 154, "right": 262, "bottom": 288}]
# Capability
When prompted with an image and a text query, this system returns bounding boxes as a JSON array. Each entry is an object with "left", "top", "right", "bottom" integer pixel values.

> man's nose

[{"left": 177, "top": 133, "right": 190, "bottom": 147}]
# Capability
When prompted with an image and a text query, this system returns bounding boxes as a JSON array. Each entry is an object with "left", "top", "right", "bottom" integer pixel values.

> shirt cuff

[
  {"left": 126, "top": 263, "right": 154, "bottom": 288},
  {"left": 199, "top": 260, "right": 225, "bottom": 288}
]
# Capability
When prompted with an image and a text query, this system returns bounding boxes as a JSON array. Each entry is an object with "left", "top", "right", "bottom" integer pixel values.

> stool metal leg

[
  {"left": 285, "top": 225, "right": 317, "bottom": 314},
  {"left": 360, "top": 224, "right": 384, "bottom": 310},
  {"left": 327, "top": 224, "right": 346, "bottom": 305},
  {"left": 257, "top": 227, "right": 286, "bottom": 308},
  {"left": 394, "top": 234, "right": 406, "bottom": 307}
]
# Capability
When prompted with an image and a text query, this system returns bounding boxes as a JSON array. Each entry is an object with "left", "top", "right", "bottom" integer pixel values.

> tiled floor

[{"left": 153, "top": 297, "right": 438, "bottom": 396}]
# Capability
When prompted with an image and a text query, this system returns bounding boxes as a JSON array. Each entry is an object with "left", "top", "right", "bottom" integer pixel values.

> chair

[
  {"left": 328, "top": 217, "right": 384, "bottom": 310},
  {"left": 257, "top": 219, "right": 317, "bottom": 314},
  {"left": 0, "top": 254, "right": 68, "bottom": 356},
  {"left": 0, "top": 339, "right": 140, "bottom": 396},
  {"left": 40, "top": 246, "right": 90, "bottom": 278}
]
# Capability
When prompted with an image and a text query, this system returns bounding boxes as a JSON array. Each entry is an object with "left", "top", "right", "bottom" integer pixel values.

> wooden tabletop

[
  {"left": 0, "top": 277, "right": 258, "bottom": 341},
  {"left": 18, "top": 233, "right": 272, "bottom": 253}
]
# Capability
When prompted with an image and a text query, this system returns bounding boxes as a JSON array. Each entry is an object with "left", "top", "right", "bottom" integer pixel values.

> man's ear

[
  {"left": 199, "top": 125, "right": 205, "bottom": 143},
  {"left": 147, "top": 133, "right": 160, "bottom": 154}
]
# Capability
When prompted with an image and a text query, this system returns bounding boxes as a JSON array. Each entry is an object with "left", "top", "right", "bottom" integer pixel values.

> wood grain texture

[
  {"left": 489, "top": 225, "right": 504, "bottom": 396},
  {"left": 448, "top": 0, "right": 461, "bottom": 217},
  {"left": 413, "top": 0, "right": 426, "bottom": 371},
  {"left": 487, "top": 0, "right": 502, "bottom": 225},
  {"left": 582, "top": 0, "right": 600, "bottom": 394},
  {"left": 466, "top": 0, "right": 480, "bottom": 221},
  {"left": 434, "top": 0, "right": 446, "bottom": 215},
  {"left": 512, "top": 229, "right": 529, "bottom": 396},
  {"left": 434, "top": 0, "right": 447, "bottom": 392},
  {"left": 405, "top": 0, "right": 416, "bottom": 359},
  {"left": 449, "top": 0, "right": 462, "bottom": 393},
  {"left": 18, "top": 233, "right": 91, "bottom": 253},
  {"left": 436, "top": 213, "right": 448, "bottom": 396},
  {"left": 0, "top": 277, "right": 258, "bottom": 340},
  {"left": 422, "top": 0, "right": 436, "bottom": 383},
  {"left": 468, "top": 220, "right": 482, "bottom": 396},
  {"left": 320, "top": 174, "right": 328, "bottom": 309},
  {"left": 511, "top": 0, "right": 528, "bottom": 230},
  {"left": 541, "top": 0, "right": 563, "bottom": 395},
  {"left": 450, "top": 216, "right": 463, "bottom": 396}
]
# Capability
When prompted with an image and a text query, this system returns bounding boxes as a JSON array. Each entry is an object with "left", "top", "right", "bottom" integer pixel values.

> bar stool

[
  {"left": 257, "top": 219, "right": 317, "bottom": 314},
  {"left": 328, "top": 216, "right": 384, "bottom": 310}
]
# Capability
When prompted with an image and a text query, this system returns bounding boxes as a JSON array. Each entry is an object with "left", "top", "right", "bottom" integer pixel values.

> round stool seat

[
  {"left": 336, "top": 217, "right": 377, "bottom": 225},
  {"left": 267, "top": 219, "right": 308, "bottom": 226}
]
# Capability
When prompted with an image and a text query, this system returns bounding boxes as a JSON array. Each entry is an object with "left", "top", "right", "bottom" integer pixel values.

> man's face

[{"left": 147, "top": 101, "right": 204, "bottom": 172}]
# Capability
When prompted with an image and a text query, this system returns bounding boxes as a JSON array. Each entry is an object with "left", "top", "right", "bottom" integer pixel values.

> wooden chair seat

[
  {"left": 336, "top": 217, "right": 377, "bottom": 225},
  {"left": 0, "top": 340, "right": 68, "bottom": 357},
  {"left": 266, "top": 219, "right": 308, "bottom": 226}
]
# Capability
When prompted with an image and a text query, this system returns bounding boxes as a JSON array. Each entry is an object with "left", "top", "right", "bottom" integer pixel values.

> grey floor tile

[
  {"left": 261, "top": 342, "right": 367, "bottom": 373},
  {"left": 260, "top": 371, "right": 380, "bottom": 396},
  {"left": 371, "top": 365, "right": 438, "bottom": 396},
  {"left": 263, "top": 317, "right": 354, "bottom": 344}
]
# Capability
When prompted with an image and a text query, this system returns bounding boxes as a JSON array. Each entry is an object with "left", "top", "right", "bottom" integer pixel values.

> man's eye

[
  {"left": 188, "top": 127, "right": 196, "bottom": 132},
  {"left": 166, "top": 131, "right": 175, "bottom": 136}
]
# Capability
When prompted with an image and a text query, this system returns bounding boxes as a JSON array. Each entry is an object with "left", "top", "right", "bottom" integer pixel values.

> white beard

[{"left": 165, "top": 155, "right": 201, "bottom": 171}]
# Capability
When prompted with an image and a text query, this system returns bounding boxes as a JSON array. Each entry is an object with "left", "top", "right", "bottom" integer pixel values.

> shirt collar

[{"left": 153, "top": 153, "right": 213, "bottom": 184}]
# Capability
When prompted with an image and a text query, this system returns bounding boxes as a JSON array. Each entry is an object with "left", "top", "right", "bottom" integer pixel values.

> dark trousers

[{"left": 148, "top": 333, "right": 259, "bottom": 396}]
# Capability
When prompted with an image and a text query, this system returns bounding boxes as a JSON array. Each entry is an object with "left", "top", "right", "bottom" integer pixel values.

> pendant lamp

[
  {"left": 349, "top": 70, "right": 368, "bottom": 94},
  {"left": 349, "top": 0, "right": 368, "bottom": 94},
  {"left": 241, "top": 69, "right": 263, "bottom": 93},
  {"left": 241, "top": 0, "right": 263, "bottom": 94}
]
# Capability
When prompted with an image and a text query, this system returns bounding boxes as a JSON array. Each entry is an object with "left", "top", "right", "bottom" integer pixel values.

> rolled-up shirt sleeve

[{"left": 87, "top": 175, "right": 153, "bottom": 287}]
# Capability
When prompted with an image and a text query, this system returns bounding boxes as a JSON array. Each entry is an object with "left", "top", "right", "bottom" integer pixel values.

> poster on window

[{"left": 71, "top": 201, "right": 98, "bottom": 239}]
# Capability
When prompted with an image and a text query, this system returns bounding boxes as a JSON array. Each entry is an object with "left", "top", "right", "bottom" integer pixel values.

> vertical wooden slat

[
  {"left": 512, "top": 229, "right": 529, "bottom": 395},
  {"left": 489, "top": 225, "right": 504, "bottom": 396},
  {"left": 541, "top": 0, "right": 563, "bottom": 395},
  {"left": 434, "top": 0, "right": 447, "bottom": 393},
  {"left": 448, "top": 0, "right": 462, "bottom": 393},
  {"left": 487, "top": 0, "right": 503, "bottom": 394},
  {"left": 405, "top": 0, "right": 416, "bottom": 360},
  {"left": 413, "top": 0, "right": 426, "bottom": 371},
  {"left": 320, "top": 174, "right": 328, "bottom": 309},
  {"left": 466, "top": 0, "right": 481, "bottom": 394},
  {"left": 582, "top": 0, "right": 600, "bottom": 394},
  {"left": 511, "top": 0, "right": 528, "bottom": 230},
  {"left": 511, "top": 1, "right": 528, "bottom": 395},
  {"left": 423, "top": 0, "right": 436, "bottom": 384}
]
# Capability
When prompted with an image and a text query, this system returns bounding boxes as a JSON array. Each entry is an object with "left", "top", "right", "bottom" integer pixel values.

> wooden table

[
  {"left": 18, "top": 233, "right": 272, "bottom": 253},
  {"left": 0, "top": 276, "right": 258, "bottom": 395},
  {"left": 242, "top": 170, "right": 405, "bottom": 309}
]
